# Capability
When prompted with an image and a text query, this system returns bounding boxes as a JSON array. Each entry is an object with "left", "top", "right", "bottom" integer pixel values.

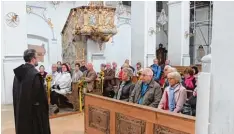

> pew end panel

[{"left": 84, "top": 93, "right": 195, "bottom": 134}]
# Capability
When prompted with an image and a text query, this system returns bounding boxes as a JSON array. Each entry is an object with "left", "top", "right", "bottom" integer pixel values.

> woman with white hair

[
  {"left": 162, "top": 67, "right": 177, "bottom": 89},
  {"left": 115, "top": 68, "right": 135, "bottom": 101},
  {"left": 158, "top": 72, "right": 187, "bottom": 113}
]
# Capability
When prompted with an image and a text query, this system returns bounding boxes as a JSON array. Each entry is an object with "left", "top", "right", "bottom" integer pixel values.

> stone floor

[{"left": 1, "top": 105, "right": 84, "bottom": 134}]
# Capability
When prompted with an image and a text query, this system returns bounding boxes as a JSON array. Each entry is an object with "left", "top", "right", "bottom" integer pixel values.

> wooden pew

[
  {"left": 84, "top": 93, "right": 195, "bottom": 134},
  {"left": 173, "top": 66, "right": 189, "bottom": 75},
  {"left": 173, "top": 65, "right": 202, "bottom": 75}
]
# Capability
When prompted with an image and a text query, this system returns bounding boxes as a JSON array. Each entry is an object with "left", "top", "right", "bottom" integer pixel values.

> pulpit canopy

[{"left": 72, "top": 1, "right": 117, "bottom": 44}]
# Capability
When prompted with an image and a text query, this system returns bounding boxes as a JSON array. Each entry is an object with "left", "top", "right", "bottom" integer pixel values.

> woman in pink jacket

[{"left": 158, "top": 72, "right": 187, "bottom": 113}]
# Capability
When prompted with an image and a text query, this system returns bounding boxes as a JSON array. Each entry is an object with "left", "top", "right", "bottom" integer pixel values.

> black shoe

[{"left": 54, "top": 107, "right": 59, "bottom": 114}]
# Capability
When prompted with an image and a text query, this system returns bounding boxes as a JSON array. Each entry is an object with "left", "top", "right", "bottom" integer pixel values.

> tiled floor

[{"left": 1, "top": 105, "right": 84, "bottom": 134}]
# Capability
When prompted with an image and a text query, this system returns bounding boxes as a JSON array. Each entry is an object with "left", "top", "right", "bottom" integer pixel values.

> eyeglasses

[
  {"left": 141, "top": 74, "right": 151, "bottom": 77},
  {"left": 167, "top": 78, "right": 175, "bottom": 80}
]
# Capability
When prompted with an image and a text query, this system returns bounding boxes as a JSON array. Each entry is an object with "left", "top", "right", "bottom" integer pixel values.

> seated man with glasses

[{"left": 129, "top": 68, "right": 162, "bottom": 108}]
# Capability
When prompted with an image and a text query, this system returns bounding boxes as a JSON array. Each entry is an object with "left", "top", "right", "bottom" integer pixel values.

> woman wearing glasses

[{"left": 158, "top": 72, "right": 187, "bottom": 113}]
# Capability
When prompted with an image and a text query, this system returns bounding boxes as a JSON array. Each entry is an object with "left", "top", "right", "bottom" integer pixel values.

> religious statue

[
  {"left": 156, "top": 43, "right": 168, "bottom": 65},
  {"left": 196, "top": 45, "right": 205, "bottom": 62}
]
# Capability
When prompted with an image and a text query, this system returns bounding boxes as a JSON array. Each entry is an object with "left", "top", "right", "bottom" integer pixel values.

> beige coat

[
  {"left": 129, "top": 79, "right": 162, "bottom": 108},
  {"left": 158, "top": 84, "right": 187, "bottom": 113},
  {"left": 83, "top": 70, "right": 97, "bottom": 92}
]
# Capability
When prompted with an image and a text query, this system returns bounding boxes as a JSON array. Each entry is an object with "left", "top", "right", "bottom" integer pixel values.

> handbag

[{"left": 181, "top": 103, "right": 193, "bottom": 116}]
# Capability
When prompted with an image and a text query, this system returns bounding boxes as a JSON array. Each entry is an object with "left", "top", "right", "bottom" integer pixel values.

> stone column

[
  {"left": 1, "top": 2, "right": 27, "bottom": 104},
  {"left": 131, "top": 1, "right": 156, "bottom": 68},
  {"left": 196, "top": 2, "right": 234, "bottom": 134},
  {"left": 167, "top": 1, "right": 190, "bottom": 66}
]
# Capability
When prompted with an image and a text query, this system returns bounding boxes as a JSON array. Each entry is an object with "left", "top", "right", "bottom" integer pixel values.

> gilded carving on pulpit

[
  {"left": 154, "top": 124, "right": 189, "bottom": 134},
  {"left": 28, "top": 44, "right": 46, "bottom": 62},
  {"left": 156, "top": 43, "right": 168, "bottom": 65},
  {"left": 61, "top": 1, "right": 117, "bottom": 63},
  {"left": 116, "top": 113, "right": 146, "bottom": 134},
  {"left": 88, "top": 105, "right": 110, "bottom": 134},
  {"left": 62, "top": 42, "right": 77, "bottom": 66}
]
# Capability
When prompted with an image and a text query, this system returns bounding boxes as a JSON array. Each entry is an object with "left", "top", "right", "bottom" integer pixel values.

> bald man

[
  {"left": 129, "top": 68, "right": 162, "bottom": 108},
  {"left": 83, "top": 63, "right": 97, "bottom": 92}
]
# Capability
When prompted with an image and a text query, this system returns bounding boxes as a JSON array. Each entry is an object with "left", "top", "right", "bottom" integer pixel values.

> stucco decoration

[{"left": 26, "top": 5, "right": 56, "bottom": 40}]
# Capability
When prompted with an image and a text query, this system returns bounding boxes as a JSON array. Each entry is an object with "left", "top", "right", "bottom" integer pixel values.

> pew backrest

[{"left": 84, "top": 93, "right": 195, "bottom": 134}]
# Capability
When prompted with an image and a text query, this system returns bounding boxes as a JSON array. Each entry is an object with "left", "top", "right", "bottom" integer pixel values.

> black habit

[{"left": 13, "top": 63, "right": 51, "bottom": 134}]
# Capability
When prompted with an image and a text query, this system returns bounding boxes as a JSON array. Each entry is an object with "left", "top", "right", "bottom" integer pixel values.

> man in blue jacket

[{"left": 150, "top": 59, "right": 162, "bottom": 82}]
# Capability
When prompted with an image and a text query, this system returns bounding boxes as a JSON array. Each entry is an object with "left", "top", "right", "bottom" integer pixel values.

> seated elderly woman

[
  {"left": 158, "top": 72, "right": 187, "bottom": 113},
  {"left": 118, "top": 63, "right": 130, "bottom": 81},
  {"left": 129, "top": 68, "right": 162, "bottom": 108},
  {"left": 162, "top": 67, "right": 177, "bottom": 89},
  {"left": 115, "top": 68, "right": 135, "bottom": 101},
  {"left": 50, "top": 63, "right": 72, "bottom": 113}
]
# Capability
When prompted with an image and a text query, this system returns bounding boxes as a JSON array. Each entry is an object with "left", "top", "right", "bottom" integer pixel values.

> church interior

[{"left": 1, "top": 1, "right": 234, "bottom": 134}]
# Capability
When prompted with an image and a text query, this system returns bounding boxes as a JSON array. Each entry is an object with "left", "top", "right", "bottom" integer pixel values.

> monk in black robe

[{"left": 13, "top": 49, "right": 51, "bottom": 134}]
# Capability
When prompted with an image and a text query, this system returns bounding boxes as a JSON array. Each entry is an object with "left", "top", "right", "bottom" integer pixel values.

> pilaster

[
  {"left": 168, "top": 1, "right": 190, "bottom": 66},
  {"left": 131, "top": 1, "right": 156, "bottom": 68},
  {"left": 196, "top": 2, "right": 234, "bottom": 134}
]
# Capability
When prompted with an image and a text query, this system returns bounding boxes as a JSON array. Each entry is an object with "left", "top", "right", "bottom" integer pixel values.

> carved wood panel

[
  {"left": 116, "top": 113, "right": 146, "bottom": 134},
  {"left": 88, "top": 105, "right": 110, "bottom": 134},
  {"left": 154, "top": 124, "right": 189, "bottom": 134}
]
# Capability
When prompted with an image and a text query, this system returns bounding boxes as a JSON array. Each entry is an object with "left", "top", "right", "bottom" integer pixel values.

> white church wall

[
  {"left": 2, "top": 1, "right": 27, "bottom": 104},
  {"left": 168, "top": 2, "right": 183, "bottom": 65},
  {"left": 131, "top": 1, "right": 147, "bottom": 67},
  {"left": 104, "top": 23, "right": 131, "bottom": 67},
  {"left": 86, "top": 5, "right": 131, "bottom": 70},
  {"left": 27, "top": 34, "right": 50, "bottom": 71},
  {"left": 87, "top": 39, "right": 105, "bottom": 72},
  {"left": 26, "top": 1, "right": 88, "bottom": 70}
]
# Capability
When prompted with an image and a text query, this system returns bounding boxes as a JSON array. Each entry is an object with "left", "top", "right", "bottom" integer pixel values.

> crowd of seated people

[
  {"left": 40, "top": 58, "right": 198, "bottom": 116},
  {"left": 39, "top": 60, "right": 97, "bottom": 114},
  {"left": 95, "top": 59, "right": 199, "bottom": 117}
]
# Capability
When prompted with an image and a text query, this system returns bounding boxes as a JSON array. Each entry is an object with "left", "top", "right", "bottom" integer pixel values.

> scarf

[
  {"left": 185, "top": 76, "right": 195, "bottom": 89},
  {"left": 116, "top": 82, "right": 126, "bottom": 100},
  {"left": 168, "top": 84, "right": 179, "bottom": 112},
  {"left": 138, "top": 82, "right": 148, "bottom": 104}
]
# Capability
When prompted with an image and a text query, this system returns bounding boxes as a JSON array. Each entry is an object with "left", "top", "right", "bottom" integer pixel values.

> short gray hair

[
  {"left": 23, "top": 49, "right": 36, "bottom": 62},
  {"left": 167, "top": 67, "right": 177, "bottom": 73},
  {"left": 122, "top": 68, "right": 134, "bottom": 78},
  {"left": 167, "top": 72, "right": 181, "bottom": 83},
  {"left": 52, "top": 64, "right": 57, "bottom": 67},
  {"left": 164, "top": 65, "right": 171, "bottom": 72},
  {"left": 143, "top": 68, "right": 153, "bottom": 76}
]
